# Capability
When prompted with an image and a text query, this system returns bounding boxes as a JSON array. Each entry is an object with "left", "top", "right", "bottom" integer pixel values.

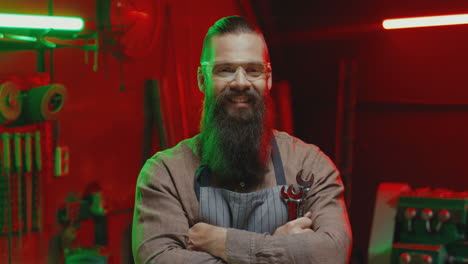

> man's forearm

[
  {"left": 190, "top": 222, "right": 350, "bottom": 264},
  {"left": 188, "top": 223, "right": 228, "bottom": 261},
  {"left": 188, "top": 213, "right": 350, "bottom": 264},
  {"left": 148, "top": 247, "right": 227, "bottom": 264},
  {"left": 225, "top": 228, "right": 351, "bottom": 264}
]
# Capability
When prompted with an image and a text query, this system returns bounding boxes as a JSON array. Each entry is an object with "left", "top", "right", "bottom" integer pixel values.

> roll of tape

[
  {"left": 26, "top": 84, "right": 67, "bottom": 122},
  {"left": 0, "top": 81, "right": 22, "bottom": 124},
  {"left": 7, "top": 83, "right": 67, "bottom": 126}
]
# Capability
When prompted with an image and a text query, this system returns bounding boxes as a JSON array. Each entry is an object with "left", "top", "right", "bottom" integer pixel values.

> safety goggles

[{"left": 200, "top": 60, "right": 271, "bottom": 81}]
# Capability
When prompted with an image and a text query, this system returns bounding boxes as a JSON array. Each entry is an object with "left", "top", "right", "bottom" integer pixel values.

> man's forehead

[{"left": 207, "top": 33, "right": 266, "bottom": 63}]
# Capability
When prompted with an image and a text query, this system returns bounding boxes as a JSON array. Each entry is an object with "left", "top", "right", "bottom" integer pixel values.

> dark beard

[{"left": 198, "top": 89, "right": 273, "bottom": 190}]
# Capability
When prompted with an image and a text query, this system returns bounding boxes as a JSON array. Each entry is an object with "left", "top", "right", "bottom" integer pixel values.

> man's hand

[
  {"left": 273, "top": 211, "right": 314, "bottom": 235},
  {"left": 187, "top": 223, "right": 228, "bottom": 261},
  {"left": 187, "top": 212, "right": 313, "bottom": 260}
]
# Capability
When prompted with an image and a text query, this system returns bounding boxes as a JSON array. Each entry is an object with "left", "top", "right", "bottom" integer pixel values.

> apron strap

[
  {"left": 194, "top": 136, "right": 286, "bottom": 200},
  {"left": 271, "top": 137, "right": 286, "bottom": 186},
  {"left": 194, "top": 165, "right": 211, "bottom": 201}
]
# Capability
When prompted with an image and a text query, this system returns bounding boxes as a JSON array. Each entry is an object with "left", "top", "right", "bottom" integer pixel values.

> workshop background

[{"left": 1, "top": 0, "right": 468, "bottom": 263}]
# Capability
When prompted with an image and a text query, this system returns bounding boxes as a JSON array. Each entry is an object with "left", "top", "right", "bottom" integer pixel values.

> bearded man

[{"left": 132, "top": 16, "right": 352, "bottom": 264}]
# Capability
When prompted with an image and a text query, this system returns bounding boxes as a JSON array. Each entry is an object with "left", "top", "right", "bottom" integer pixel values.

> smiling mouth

[{"left": 229, "top": 96, "right": 250, "bottom": 104}]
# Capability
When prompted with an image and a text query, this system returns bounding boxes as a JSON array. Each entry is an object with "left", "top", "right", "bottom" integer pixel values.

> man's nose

[{"left": 229, "top": 68, "right": 251, "bottom": 91}]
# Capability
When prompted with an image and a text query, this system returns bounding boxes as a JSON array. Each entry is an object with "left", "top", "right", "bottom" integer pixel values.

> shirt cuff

[{"left": 226, "top": 228, "right": 255, "bottom": 264}]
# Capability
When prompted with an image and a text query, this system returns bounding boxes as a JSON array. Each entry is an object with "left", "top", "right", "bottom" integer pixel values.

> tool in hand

[
  {"left": 296, "top": 169, "right": 314, "bottom": 218},
  {"left": 280, "top": 185, "right": 303, "bottom": 221}
]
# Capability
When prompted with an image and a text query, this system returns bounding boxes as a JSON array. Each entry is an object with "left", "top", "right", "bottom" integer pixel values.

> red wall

[
  {"left": 280, "top": 10, "right": 468, "bottom": 262},
  {"left": 0, "top": 1, "right": 247, "bottom": 263},
  {"left": 352, "top": 25, "right": 468, "bottom": 260}
]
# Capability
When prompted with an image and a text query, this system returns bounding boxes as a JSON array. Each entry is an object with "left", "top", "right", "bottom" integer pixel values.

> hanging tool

[
  {"left": 24, "top": 133, "right": 32, "bottom": 233},
  {"left": 32, "top": 131, "right": 42, "bottom": 231},
  {"left": 13, "top": 133, "right": 23, "bottom": 247},
  {"left": 2, "top": 133, "right": 13, "bottom": 264}
]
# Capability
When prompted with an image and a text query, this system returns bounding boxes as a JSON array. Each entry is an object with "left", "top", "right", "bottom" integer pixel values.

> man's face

[
  {"left": 201, "top": 33, "right": 271, "bottom": 120},
  {"left": 198, "top": 32, "right": 273, "bottom": 188}
]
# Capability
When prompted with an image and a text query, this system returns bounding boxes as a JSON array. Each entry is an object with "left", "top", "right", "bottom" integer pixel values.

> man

[{"left": 132, "top": 16, "right": 352, "bottom": 264}]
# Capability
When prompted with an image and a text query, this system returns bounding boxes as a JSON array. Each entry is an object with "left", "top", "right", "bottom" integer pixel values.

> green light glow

[
  {"left": 0, "top": 13, "right": 84, "bottom": 31},
  {"left": 6, "top": 34, "right": 37, "bottom": 42}
]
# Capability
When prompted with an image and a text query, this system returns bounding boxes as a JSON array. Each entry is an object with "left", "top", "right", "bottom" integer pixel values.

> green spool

[
  {"left": 8, "top": 84, "right": 67, "bottom": 126},
  {"left": 26, "top": 84, "right": 67, "bottom": 122},
  {"left": 0, "top": 81, "right": 22, "bottom": 125}
]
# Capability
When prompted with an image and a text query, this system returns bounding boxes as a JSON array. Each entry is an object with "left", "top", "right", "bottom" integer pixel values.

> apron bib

[{"left": 194, "top": 139, "right": 288, "bottom": 234}]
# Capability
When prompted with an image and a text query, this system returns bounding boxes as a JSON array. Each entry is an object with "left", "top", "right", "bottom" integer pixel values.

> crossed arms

[{"left": 132, "top": 150, "right": 352, "bottom": 264}]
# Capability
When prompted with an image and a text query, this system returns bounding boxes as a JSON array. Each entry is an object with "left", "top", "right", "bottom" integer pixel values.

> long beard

[{"left": 198, "top": 89, "right": 273, "bottom": 190}]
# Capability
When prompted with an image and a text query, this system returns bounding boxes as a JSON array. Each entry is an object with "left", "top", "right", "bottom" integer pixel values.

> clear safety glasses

[{"left": 200, "top": 61, "right": 271, "bottom": 81}]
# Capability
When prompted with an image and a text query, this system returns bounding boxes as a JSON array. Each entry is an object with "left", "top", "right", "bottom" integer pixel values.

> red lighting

[{"left": 383, "top": 14, "right": 468, "bottom": 30}]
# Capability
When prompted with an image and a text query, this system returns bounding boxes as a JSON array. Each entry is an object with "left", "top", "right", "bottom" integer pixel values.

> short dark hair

[
  {"left": 207, "top": 16, "right": 256, "bottom": 36},
  {"left": 200, "top": 16, "right": 261, "bottom": 63}
]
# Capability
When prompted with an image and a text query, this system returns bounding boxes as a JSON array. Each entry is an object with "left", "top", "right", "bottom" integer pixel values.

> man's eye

[
  {"left": 246, "top": 66, "right": 264, "bottom": 75},
  {"left": 215, "top": 66, "right": 235, "bottom": 74}
]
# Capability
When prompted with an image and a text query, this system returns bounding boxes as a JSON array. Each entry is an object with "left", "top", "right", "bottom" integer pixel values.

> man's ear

[{"left": 197, "top": 67, "right": 205, "bottom": 93}]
